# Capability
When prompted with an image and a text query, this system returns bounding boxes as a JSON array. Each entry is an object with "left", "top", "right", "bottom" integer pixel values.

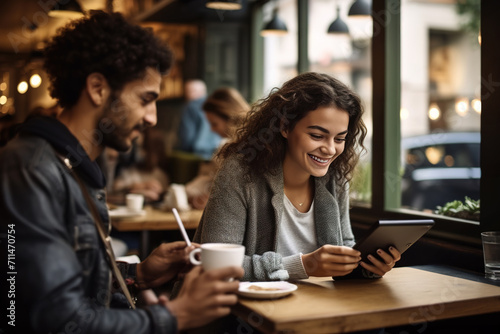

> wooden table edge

[
  {"left": 234, "top": 296, "right": 500, "bottom": 334},
  {"left": 232, "top": 267, "right": 500, "bottom": 334}
]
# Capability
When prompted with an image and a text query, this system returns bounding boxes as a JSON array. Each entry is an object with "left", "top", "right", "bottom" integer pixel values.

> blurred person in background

[
  {"left": 176, "top": 79, "right": 221, "bottom": 159},
  {"left": 184, "top": 87, "right": 250, "bottom": 209},
  {"left": 112, "top": 127, "right": 170, "bottom": 203}
]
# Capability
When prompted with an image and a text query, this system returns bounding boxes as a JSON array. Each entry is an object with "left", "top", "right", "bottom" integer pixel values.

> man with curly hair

[{"left": 0, "top": 11, "right": 242, "bottom": 334}]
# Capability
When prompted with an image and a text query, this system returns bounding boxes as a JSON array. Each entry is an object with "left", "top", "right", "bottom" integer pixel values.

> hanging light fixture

[
  {"left": 348, "top": 0, "right": 372, "bottom": 18},
  {"left": 327, "top": 6, "right": 349, "bottom": 35},
  {"left": 206, "top": 0, "right": 242, "bottom": 10},
  {"left": 471, "top": 98, "right": 481, "bottom": 114},
  {"left": 49, "top": 0, "right": 84, "bottom": 19},
  {"left": 17, "top": 80, "right": 29, "bottom": 95},
  {"left": 261, "top": 9, "right": 288, "bottom": 37},
  {"left": 400, "top": 107, "right": 410, "bottom": 120},
  {"left": 29, "top": 73, "right": 42, "bottom": 89},
  {"left": 428, "top": 103, "right": 441, "bottom": 120},
  {"left": 455, "top": 97, "right": 469, "bottom": 117}
]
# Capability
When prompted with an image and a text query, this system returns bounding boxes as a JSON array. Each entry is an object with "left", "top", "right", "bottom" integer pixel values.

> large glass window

[
  {"left": 262, "top": 0, "right": 298, "bottom": 94},
  {"left": 259, "top": 0, "right": 482, "bottom": 223},
  {"left": 400, "top": 0, "right": 481, "bottom": 219},
  {"left": 255, "top": 0, "right": 498, "bottom": 241},
  {"left": 308, "top": 0, "right": 373, "bottom": 206}
]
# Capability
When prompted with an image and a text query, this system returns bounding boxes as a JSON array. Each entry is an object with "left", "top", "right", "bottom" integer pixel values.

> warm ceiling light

[
  {"left": 425, "top": 147, "right": 444, "bottom": 165},
  {"left": 400, "top": 107, "right": 409, "bottom": 120},
  {"left": 0, "top": 95, "right": 7, "bottom": 105},
  {"left": 17, "top": 81, "right": 28, "bottom": 94},
  {"left": 30, "top": 73, "right": 42, "bottom": 88},
  {"left": 0, "top": 82, "right": 6, "bottom": 91},
  {"left": 206, "top": 0, "right": 242, "bottom": 10},
  {"left": 327, "top": 6, "right": 349, "bottom": 35},
  {"left": 261, "top": 9, "right": 288, "bottom": 37},
  {"left": 428, "top": 103, "right": 440, "bottom": 120},
  {"left": 471, "top": 98, "right": 481, "bottom": 114},
  {"left": 348, "top": 0, "right": 372, "bottom": 18},
  {"left": 49, "top": 0, "right": 84, "bottom": 19},
  {"left": 455, "top": 98, "right": 469, "bottom": 117}
]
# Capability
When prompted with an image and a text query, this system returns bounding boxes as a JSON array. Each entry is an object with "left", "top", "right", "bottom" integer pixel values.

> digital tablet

[{"left": 353, "top": 219, "right": 435, "bottom": 261}]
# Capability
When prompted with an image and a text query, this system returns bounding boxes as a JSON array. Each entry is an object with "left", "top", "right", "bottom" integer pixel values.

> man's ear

[{"left": 85, "top": 73, "right": 109, "bottom": 107}]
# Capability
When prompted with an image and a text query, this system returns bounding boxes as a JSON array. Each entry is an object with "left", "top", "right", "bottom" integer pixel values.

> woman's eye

[
  {"left": 310, "top": 134, "right": 322, "bottom": 139},
  {"left": 335, "top": 137, "right": 347, "bottom": 143}
]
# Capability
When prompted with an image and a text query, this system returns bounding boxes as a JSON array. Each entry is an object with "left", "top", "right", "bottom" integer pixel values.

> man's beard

[
  {"left": 102, "top": 128, "right": 131, "bottom": 152},
  {"left": 100, "top": 95, "right": 140, "bottom": 152}
]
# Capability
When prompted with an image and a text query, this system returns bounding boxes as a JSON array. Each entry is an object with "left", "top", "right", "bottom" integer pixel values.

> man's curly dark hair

[{"left": 44, "top": 10, "right": 173, "bottom": 108}]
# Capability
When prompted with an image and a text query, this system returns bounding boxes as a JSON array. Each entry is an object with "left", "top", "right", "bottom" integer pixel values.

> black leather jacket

[{"left": 0, "top": 131, "right": 177, "bottom": 334}]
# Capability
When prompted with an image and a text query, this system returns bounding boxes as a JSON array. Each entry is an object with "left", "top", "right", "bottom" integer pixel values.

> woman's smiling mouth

[{"left": 308, "top": 154, "right": 331, "bottom": 164}]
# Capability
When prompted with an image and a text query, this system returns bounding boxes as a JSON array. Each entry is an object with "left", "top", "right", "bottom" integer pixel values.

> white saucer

[
  {"left": 238, "top": 281, "right": 297, "bottom": 299},
  {"left": 108, "top": 207, "right": 146, "bottom": 218}
]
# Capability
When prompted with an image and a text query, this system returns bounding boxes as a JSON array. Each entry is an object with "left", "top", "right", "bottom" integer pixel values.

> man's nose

[{"left": 144, "top": 103, "right": 157, "bottom": 127}]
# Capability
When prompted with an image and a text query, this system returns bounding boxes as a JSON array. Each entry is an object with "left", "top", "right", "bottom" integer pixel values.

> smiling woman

[
  {"left": 281, "top": 106, "right": 349, "bottom": 213},
  {"left": 192, "top": 72, "right": 401, "bottom": 287}
]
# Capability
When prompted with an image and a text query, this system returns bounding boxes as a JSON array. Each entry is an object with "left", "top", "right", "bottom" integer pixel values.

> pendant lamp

[
  {"left": 261, "top": 9, "right": 288, "bottom": 37},
  {"left": 29, "top": 73, "right": 42, "bottom": 88},
  {"left": 348, "top": 0, "right": 372, "bottom": 18},
  {"left": 17, "top": 77, "right": 28, "bottom": 95},
  {"left": 49, "top": 0, "right": 84, "bottom": 19},
  {"left": 327, "top": 6, "right": 349, "bottom": 35},
  {"left": 206, "top": 0, "right": 242, "bottom": 10}
]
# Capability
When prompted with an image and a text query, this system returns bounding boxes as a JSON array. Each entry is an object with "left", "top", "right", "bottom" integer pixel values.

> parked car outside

[{"left": 401, "top": 132, "right": 480, "bottom": 212}]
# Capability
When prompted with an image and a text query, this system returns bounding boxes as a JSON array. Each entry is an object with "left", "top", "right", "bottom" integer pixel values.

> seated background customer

[
  {"left": 176, "top": 79, "right": 221, "bottom": 159},
  {"left": 112, "top": 128, "right": 170, "bottom": 203},
  {"left": 184, "top": 87, "right": 250, "bottom": 210}
]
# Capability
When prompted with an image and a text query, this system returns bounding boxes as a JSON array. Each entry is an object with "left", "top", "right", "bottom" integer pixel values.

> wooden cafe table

[
  {"left": 232, "top": 266, "right": 500, "bottom": 334},
  {"left": 110, "top": 206, "right": 203, "bottom": 257}
]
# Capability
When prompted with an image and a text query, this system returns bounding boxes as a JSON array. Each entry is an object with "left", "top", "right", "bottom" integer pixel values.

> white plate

[
  {"left": 108, "top": 207, "right": 146, "bottom": 218},
  {"left": 238, "top": 281, "right": 297, "bottom": 299}
]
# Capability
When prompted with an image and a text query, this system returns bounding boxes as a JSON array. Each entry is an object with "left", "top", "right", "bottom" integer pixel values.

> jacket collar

[{"left": 18, "top": 116, "right": 106, "bottom": 188}]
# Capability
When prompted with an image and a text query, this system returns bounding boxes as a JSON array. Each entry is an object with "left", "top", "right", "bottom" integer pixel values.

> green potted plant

[{"left": 435, "top": 196, "right": 480, "bottom": 221}]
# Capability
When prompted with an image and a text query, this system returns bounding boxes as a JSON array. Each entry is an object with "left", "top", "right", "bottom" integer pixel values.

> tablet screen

[{"left": 353, "top": 219, "right": 435, "bottom": 260}]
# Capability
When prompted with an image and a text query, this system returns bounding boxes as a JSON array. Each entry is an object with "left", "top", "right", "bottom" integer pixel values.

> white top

[{"left": 277, "top": 195, "right": 317, "bottom": 256}]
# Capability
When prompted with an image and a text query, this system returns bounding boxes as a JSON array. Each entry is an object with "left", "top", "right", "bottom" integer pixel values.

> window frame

[{"left": 349, "top": 0, "right": 499, "bottom": 249}]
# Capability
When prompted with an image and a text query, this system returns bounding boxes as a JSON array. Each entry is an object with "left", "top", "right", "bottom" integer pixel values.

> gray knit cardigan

[{"left": 193, "top": 155, "right": 356, "bottom": 281}]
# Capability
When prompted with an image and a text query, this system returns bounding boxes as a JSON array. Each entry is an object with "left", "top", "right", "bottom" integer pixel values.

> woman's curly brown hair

[
  {"left": 218, "top": 72, "right": 367, "bottom": 184},
  {"left": 43, "top": 10, "right": 173, "bottom": 108}
]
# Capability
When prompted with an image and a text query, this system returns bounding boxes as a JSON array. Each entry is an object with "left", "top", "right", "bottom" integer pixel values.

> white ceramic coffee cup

[
  {"left": 189, "top": 243, "right": 245, "bottom": 271},
  {"left": 126, "top": 194, "right": 144, "bottom": 212}
]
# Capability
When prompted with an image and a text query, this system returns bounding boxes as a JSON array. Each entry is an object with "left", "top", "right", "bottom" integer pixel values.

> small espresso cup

[
  {"left": 126, "top": 193, "right": 144, "bottom": 213},
  {"left": 189, "top": 243, "right": 245, "bottom": 271}
]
